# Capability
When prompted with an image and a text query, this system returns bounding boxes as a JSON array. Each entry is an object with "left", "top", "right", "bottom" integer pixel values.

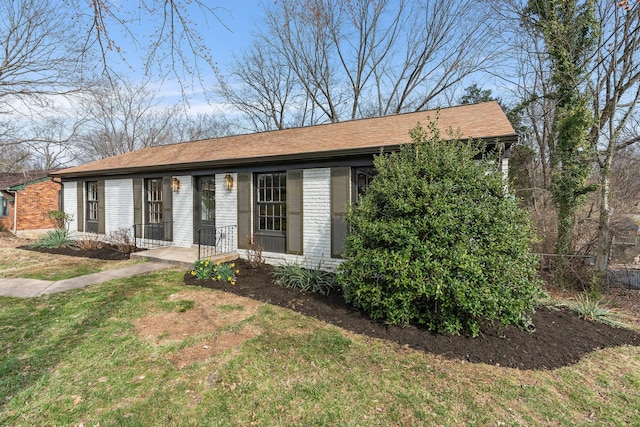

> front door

[{"left": 195, "top": 176, "right": 216, "bottom": 245}]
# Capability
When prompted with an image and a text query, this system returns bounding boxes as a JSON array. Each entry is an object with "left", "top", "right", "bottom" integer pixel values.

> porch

[{"left": 130, "top": 246, "right": 239, "bottom": 270}]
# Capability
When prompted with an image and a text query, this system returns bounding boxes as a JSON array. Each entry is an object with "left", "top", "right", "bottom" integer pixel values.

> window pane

[
  {"left": 256, "top": 172, "right": 287, "bottom": 233},
  {"left": 146, "top": 179, "right": 164, "bottom": 224}
]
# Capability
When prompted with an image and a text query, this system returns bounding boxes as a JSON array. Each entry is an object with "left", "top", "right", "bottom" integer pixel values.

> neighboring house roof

[
  {"left": 0, "top": 170, "right": 58, "bottom": 190},
  {"left": 52, "top": 101, "right": 516, "bottom": 179}
]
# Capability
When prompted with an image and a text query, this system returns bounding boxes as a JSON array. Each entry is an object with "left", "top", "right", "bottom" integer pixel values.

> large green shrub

[{"left": 338, "top": 122, "right": 544, "bottom": 336}]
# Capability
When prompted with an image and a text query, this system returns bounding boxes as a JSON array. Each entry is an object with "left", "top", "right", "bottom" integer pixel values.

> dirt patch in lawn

[
  {"left": 0, "top": 231, "right": 28, "bottom": 248},
  {"left": 184, "top": 259, "right": 640, "bottom": 371},
  {"left": 135, "top": 290, "right": 263, "bottom": 369}
]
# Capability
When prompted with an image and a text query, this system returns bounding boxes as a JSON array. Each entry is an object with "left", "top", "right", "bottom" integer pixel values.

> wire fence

[
  {"left": 535, "top": 253, "right": 640, "bottom": 291},
  {"left": 607, "top": 265, "right": 640, "bottom": 290}
]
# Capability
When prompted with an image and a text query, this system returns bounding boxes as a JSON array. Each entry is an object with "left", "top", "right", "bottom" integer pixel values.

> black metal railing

[
  {"left": 197, "top": 225, "right": 236, "bottom": 260},
  {"left": 132, "top": 221, "right": 173, "bottom": 249}
]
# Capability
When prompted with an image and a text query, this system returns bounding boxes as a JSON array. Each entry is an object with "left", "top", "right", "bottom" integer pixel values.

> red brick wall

[
  {"left": 0, "top": 215, "right": 10, "bottom": 230},
  {"left": 5, "top": 179, "right": 61, "bottom": 231}
]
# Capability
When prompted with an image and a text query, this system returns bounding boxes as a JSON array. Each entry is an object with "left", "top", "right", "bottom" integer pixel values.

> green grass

[
  {"left": 0, "top": 251, "right": 639, "bottom": 425},
  {"left": 0, "top": 248, "right": 139, "bottom": 281}
]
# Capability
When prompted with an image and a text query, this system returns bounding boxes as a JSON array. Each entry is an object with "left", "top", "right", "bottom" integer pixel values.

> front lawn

[
  {"left": 1, "top": 264, "right": 639, "bottom": 425},
  {"left": 0, "top": 247, "right": 138, "bottom": 281}
]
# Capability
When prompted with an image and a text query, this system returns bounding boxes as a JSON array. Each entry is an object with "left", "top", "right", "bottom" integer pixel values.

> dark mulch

[
  {"left": 185, "top": 259, "right": 640, "bottom": 371},
  {"left": 18, "top": 244, "right": 134, "bottom": 261}
]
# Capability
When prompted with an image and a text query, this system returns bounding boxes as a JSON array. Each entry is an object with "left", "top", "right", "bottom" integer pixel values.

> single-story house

[
  {"left": 0, "top": 171, "right": 62, "bottom": 238},
  {"left": 51, "top": 101, "right": 516, "bottom": 268}
]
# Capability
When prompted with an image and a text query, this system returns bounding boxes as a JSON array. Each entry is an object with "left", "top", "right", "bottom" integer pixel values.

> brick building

[{"left": 0, "top": 171, "right": 62, "bottom": 238}]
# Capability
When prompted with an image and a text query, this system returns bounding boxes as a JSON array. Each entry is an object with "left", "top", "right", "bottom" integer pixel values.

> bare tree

[
  {"left": 77, "top": 81, "right": 180, "bottom": 160},
  {"left": 220, "top": 0, "right": 496, "bottom": 130},
  {"left": 83, "top": 0, "right": 226, "bottom": 95},
  {"left": 217, "top": 40, "right": 304, "bottom": 131},
  {"left": 0, "top": 145, "right": 31, "bottom": 173},
  {"left": 1, "top": 0, "right": 228, "bottom": 172},
  {"left": 491, "top": 0, "right": 640, "bottom": 276},
  {"left": 0, "top": 0, "right": 88, "bottom": 114},
  {"left": 590, "top": 2, "right": 640, "bottom": 271},
  {"left": 23, "top": 118, "right": 86, "bottom": 170},
  {"left": 173, "top": 112, "right": 236, "bottom": 142}
]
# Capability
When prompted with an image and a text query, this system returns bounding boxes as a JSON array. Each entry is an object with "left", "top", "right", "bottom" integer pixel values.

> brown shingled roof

[
  {"left": 0, "top": 170, "right": 58, "bottom": 189},
  {"left": 53, "top": 102, "right": 515, "bottom": 178}
]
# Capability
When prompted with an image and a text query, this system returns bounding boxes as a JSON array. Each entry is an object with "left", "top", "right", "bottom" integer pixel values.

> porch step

[{"left": 130, "top": 246, "right": 238, "bottom": 270}]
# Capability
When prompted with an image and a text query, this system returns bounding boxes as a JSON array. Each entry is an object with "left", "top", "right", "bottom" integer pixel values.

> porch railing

[
  {"left": 197, "top": 225, "right": 236, "bottom": 260},
  {"left": 132, "top": 221, "right": 173, "bottom": 250}
]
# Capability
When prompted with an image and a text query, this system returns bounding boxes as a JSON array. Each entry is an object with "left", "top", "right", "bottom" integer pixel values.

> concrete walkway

[
  {"left": 130, "top": 246, "right": 238, "bottom": 269},
  {"left": 0, "top": 262, "right": 171, "bottom": 298}
]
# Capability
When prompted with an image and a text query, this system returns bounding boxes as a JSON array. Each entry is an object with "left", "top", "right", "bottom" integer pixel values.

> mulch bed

[
  {"left": 185, "top": 259, "right": 640, "bottom": 371},
  {"left": 15, "top": 241, "right": 640, "bottom": 370},
  {"left": 19, "top": 244, "right": 136, "bottom": 261}
]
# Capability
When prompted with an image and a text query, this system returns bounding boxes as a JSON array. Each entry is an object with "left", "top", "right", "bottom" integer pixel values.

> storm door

[{"left": 195, "top": 176, "right": 216, "bottom": 245}]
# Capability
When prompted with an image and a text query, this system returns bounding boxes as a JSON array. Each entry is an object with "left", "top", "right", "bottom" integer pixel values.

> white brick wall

[
  {"left": 63, "top": 181, "right": 78, "bottom": 233},
  {"left": 172, "top": 175, "right": 194, "bottom": 247},
  {"left": 239, "top": 168, "right": 343, "bottom": 271},
  {"left": 301, "top": 168, "right": 341, "bottom": 269},
  {"left": 105, "top": 179, "right": 133, "bottom": 234},
  {"left": 215, "top": 173, "right": 238, "bottom": 251}
]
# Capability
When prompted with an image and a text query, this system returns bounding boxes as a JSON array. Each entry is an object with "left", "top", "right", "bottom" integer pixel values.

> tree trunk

[{"left": 595, "top": 151, "right": 613, "bottom": 273}]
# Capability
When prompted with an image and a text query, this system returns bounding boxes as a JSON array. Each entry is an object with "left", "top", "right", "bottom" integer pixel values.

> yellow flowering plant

[
  {"left": 191, "top": 258, "right": 214, "bottom": 280},
  {"left": 212, "top": 261, "right": 240, "bottom": 285}
]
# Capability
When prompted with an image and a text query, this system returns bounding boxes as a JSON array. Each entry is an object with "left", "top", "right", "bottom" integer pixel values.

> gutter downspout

[{"left": 7, "top": 189, "right": 17, "bottom": 234}]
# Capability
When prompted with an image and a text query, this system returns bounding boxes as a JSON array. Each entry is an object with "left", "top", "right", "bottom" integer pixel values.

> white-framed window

[
  {"left": 146, "top": 178, "right": 163, "bottom": 224},
  {"left": 87, "top": 181, "right": 98, "bottom": 221},
  {"left": 256, "top": 172, "right": 286, "bottom": 232}
]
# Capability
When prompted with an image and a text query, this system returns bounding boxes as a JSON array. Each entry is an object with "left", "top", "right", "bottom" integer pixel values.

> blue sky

[{"left": 105, "top": 1, "right": 265, "bottom": 112}]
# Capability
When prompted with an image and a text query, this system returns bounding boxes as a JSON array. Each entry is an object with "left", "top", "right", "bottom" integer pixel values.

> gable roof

[
  {"left": 52, "top": 101, "right": 515, "bottom": 179},
  {"left": 0, "top": 170, "right": 58, "bottom": 189}
]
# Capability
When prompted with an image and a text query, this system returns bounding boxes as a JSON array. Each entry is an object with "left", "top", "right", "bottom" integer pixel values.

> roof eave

[{"left": 52, "top": 134, "right": 517, "bottom": 179}]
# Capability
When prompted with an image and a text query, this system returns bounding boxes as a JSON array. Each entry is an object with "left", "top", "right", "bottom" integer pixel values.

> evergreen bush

[{"left": 338, "top": 122, "right": 544, "bottom": 336}]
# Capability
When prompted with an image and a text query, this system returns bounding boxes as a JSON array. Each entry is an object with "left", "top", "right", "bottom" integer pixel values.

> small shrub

[
  {"left": 107, "top": 228, "right": 136, "bottom": 254},
  {"left": 29, "top": 228, "right": 74, "bottom": 249},
  {"left": 273, "top": 261, "right": 338, "bottom": 295},
  {"left": 245, "top": 235, "right": 265, "bottom": 268},
  {"left": 47, "top": 210, "right": 71, "bottom": 229},
  {"left": 75, "top": 233, "right": 104, "bottom": 250},
  {"left": 572, "top": 293, "right": 626, "bottom": 328}
]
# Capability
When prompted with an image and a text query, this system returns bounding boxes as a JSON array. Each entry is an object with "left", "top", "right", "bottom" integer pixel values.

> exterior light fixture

[
  {"left": 171, "top": 177, "right": 180, "bottom": 192},
  {"left": 224, "top": 174, "right": 234, "bottom": 191}
]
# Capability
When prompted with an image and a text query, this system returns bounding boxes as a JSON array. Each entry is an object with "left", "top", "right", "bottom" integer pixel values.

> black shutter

[
  {"left": 97, "top": 181, "right": 105, "bottom": 234},
  {"left": 133, "top": 178, "right": 142, "bottom": 237},
  {"left": 76, "top": 181, "right": 84, "bottom": 232},
  {"left": 237, "top": 173, "right": 251, "bottom": 249},
  {"left": 286, "top": 169, "right": 303, "bottom": 255},
  {"left": 163, "top": 176, "right": 173, "bottom": 241},
  {"left": 331, "top": 167, "right": 350, "bottom": 258}
]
